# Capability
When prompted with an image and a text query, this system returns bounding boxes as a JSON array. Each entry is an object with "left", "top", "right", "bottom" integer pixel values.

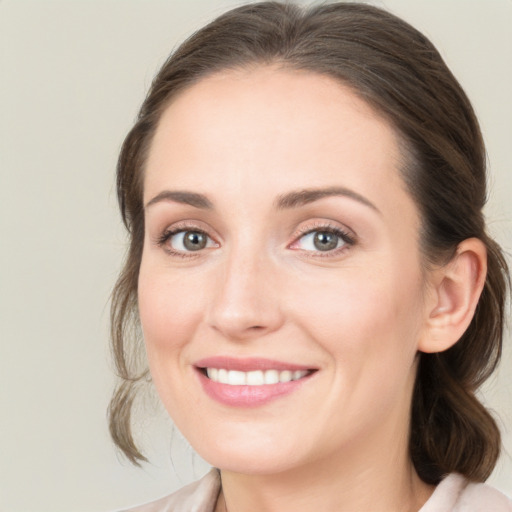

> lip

[
  {"left": 194, "top": 357, "right": 317, "bottom": 407},
  {"left": 194, "top": 356, "right": 313, "bottom": 372}
]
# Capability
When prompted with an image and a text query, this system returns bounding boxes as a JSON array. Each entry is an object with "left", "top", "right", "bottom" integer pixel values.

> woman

[{"left": 109, "top": 2, "right": 511, "bottom": 510}]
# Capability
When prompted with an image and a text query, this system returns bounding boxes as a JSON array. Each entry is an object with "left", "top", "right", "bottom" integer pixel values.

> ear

[{"left": 418, "top": 238, "right": 487, "bottom": 354}]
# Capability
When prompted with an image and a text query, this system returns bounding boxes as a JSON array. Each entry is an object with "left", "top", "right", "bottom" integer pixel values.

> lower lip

[{"left": 196, "top": 370, "right": 313, "bottom": 407}]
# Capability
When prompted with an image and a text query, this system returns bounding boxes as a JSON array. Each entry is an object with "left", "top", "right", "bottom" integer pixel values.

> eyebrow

[
  {"left": 145, "top": 190, "right": 213, "bottom": 210},
  {"left": 144, "top": 186, "right": 380, "bottom": 214},
  {"left": 274, "top": 186, "right": 380, "bottom": 213}
]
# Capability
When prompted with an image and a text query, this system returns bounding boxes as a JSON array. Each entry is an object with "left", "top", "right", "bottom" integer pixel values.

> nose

[{"left": 206, "top": 249, "right": 285, "bottom": 341}]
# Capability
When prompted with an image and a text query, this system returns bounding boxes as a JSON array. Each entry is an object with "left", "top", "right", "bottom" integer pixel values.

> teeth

[
  {"left": 221, "top": 369, "right": 230, "bottom": 384},
  {"left": 280, "top": 370, "right": 292, "bottom": 382},
  {"left": 265, "top": 369, "right": 279, "bottom": 384},
  {"left": 246, "top": 370, "right": 264, "bottom": 385},
  {"left": 293, "top": 370, "right": 304, "bottom": 380},
  {"left": 205, "top": 368, "right": 309, "bottom": 386},
  {"left": 207, "top": 368, "right": 218, "bottom": 381},
  {"left": 228, "top": 370, "right": 246, "bottom": 385}
]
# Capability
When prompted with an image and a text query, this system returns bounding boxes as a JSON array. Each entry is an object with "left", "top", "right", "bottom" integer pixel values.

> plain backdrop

[{"left": 1, "top": 1, "right": 511, "bottom": 511}]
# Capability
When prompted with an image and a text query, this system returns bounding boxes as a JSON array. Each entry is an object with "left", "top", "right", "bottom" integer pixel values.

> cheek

[
  {"left": 137, "top": 267, "right": 209, "bottom": 420},
  {"left": 137, "top": 266, "right": 205, "bottom": 362},
  {"left": 291, "top": 267, "right": 424, "bottom": 430},
  {"left": 292, "top": 264, "right": 424, "bottom": 365}
]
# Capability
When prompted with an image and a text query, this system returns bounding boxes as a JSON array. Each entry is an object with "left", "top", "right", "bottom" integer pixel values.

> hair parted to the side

[{"left": 109, "top": 1, "right": 510, "bottom": 482}]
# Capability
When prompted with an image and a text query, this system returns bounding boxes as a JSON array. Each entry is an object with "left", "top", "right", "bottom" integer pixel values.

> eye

[
  {"left": 160, "top": 229, "right": 217, "bottom": 253},
  {"left": 292, "top": 227, "right": 354, "bottom": 253}
]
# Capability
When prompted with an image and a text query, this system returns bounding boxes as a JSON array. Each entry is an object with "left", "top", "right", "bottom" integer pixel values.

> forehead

[{"left": 144, "top": 66, "right": 412, "bottom": 218}]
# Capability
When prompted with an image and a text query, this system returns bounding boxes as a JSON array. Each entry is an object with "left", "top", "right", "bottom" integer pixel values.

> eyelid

[
  {"left": 152, "top": 220, "right": 220, "bottom": 256},
  {"left": 288, "top": 220, "right": 357, "bottom": 256},
  {"left": 151, "top": 218, "right": 356, "bottom": 258}
]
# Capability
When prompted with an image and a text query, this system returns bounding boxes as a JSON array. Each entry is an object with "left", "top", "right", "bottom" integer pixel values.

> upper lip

[{"left": 194, "top": 356, "right": 316, "bottom": 372}]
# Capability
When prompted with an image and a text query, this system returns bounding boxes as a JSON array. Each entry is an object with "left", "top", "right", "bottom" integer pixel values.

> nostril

[{"left": 207, "top": 293, "right": 285, "bottom": 339}]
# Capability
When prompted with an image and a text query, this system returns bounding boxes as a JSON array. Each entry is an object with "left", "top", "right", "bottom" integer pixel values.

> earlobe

[{"left": 419, "top": 238, "right": 487, "bottom": 354}]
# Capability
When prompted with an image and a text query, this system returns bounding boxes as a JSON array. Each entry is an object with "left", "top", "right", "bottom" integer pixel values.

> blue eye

[{"left": 295, "top": 229, "right": 350, "bottom": 252}]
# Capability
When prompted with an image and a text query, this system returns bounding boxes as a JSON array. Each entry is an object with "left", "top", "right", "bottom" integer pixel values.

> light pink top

[{"left": 122, "top": 469, "right": 512, "bottom": 512}]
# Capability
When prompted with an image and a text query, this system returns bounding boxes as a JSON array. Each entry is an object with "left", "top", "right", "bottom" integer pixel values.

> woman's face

[{"left": 139, "top": 67, "right": 431, "bottom": 475}]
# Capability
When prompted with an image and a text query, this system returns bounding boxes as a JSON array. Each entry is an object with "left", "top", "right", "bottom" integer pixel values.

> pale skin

[{"left": 138, "top": 67, "right": 487, "bottom": 512}]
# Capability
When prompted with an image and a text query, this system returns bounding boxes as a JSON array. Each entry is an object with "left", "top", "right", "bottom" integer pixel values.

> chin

[
  {"left": 188, "top": 428, "right": 311, "bottom": 475},
  {"left": 203, "top": 451, "right": 302, "bottom": 476}
]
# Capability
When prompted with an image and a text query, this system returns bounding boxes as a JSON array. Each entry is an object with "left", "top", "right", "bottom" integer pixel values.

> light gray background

[{"left": 1, "top": 1, "right": 511, "bottom": 511}]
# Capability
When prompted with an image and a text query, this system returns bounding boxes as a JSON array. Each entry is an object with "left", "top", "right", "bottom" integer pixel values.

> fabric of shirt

[{"left": 121, "top": 468, "right": 512, "bottom": 512}]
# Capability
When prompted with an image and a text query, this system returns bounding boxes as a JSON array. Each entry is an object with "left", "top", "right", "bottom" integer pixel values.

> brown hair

[{"left": 109, "top": 1, "right": 510, "bottom": 483}]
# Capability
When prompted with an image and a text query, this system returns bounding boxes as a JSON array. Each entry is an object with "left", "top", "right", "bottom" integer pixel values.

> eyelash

[
  {"left": 155, "top": 222, "right": 356, "bottom": 258},
  {"left": 291, "top": 223, "right": 356, "bottom": 257},
  {"left": 155, "top": 222, "right": 212, "bottom": 258}
]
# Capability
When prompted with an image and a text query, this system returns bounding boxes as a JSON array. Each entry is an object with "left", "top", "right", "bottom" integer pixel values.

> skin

[{"left": 138, "top": 67, "right": 485, "bottom": 512}]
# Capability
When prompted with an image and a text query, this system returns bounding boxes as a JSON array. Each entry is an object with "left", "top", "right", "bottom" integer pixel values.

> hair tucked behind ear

[
  {"left": 410, "top": 236, "right": 509, "bottom": 483},
  {"left": 109, "top": 1, "right": 510, "bottom": 477}
]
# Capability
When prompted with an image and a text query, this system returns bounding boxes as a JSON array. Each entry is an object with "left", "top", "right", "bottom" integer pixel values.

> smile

[
  {"left": 205, "top": 368, "right": 311, "bottom": 386},
  {"left": 194, "top": 357, "right": 317, "bottom": 407}
]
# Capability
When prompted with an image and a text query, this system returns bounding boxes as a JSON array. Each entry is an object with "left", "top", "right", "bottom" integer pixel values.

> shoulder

[
  {"left": 120, "top": 468, "right": 221, "bottom": 512},
  {"left": 420, "top": 473, "right": 512, "bottom": 512},
  {"left": 456, "top": 478, "right": 512, "bottom": 512}
]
